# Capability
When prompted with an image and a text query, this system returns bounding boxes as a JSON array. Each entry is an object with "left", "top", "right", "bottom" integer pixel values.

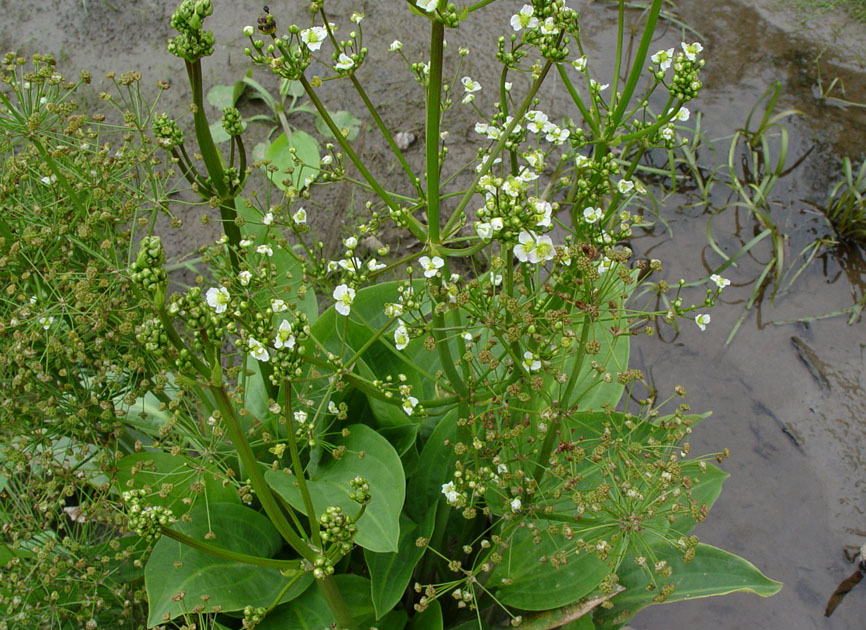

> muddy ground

[{"left": 3, "top": 1, "right": 866, "bottom": 628}]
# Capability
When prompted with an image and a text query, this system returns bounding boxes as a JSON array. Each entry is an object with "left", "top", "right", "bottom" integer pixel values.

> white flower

[
  {"left": 367, "top": 259, "right": 387, "bottom": 271},
  {"left": 531, "top": 235, "right": 555, "bottom": 264},
  {"left": 514, "top": 230, "right": 535, "bottom": 263},
  {"left": 418, "top": 255, "right": 445, "bottom": 278},
  {"left": 38, "top": 315, "right": 53, "bottom": 330},
  {"left": 590, "top": 79, "right": 609, "bottom": 93},
  {"left": 710, "top": 274, "right": 731, "bottom": 289},
  {"left": 271, "top": 298, "right": 288, "bottom": 313},
  {"left": 243, "top": 25, "right": 255, "bottom": 37},
  {"left": 572, "top": 55, "right": 587, "bottom": 72},
  {"left": 401, "top": 396, "right": 419, "bottom": 416},
  {"left": 206, "top": 287, "right": 230, "bottom": 313},
  {"left": 490, "top": 217, "right": 504, "bottom": 232},
  {"left": 490, "top": 271, "right": 503, "bottom": 286},
  {"left": 238, "top": 270, "right": 252, "bottom": 286},
  {"left": 617, "top": 179, "right": 635, "bottom": 194},
  {"left": 40, "top": 175, "right": 56, "bottom": 186},
  {"left": 416, "top": 0, "right": 439, "bottom": 13},
  {"left": 474, "top": 122, "right": 489, "bottom": 136},
  {"left": 502, "top": 177, "right": 524, "bottom": 197},
  {"left": 651, "top": 47, "right": 674, "bottom": 72},
  {"left": 675, "top": 107, "right": 690, "bottom": 122},
  {"left": 681, "top": 41, "right": 703, "bottom": 61},
  {"left": 274, "top": 320, "right": 296, "bottom": 350},
  {"left": 539, "top": 16, "right": 559, "bottom": 35},
  {"left": 263, "top": 211, "right": 274, "bottom": 225},
  {"left": 695, "top": 313, "right": 711, "bottom": 331},
  {"left": 350, "top": 11, "right": 364, "bottom": 23},
  {"left": 294, "top": 410, "right": 308, "bottom": 424},
  {"left": 300, "top": 26, "right": 328, "bottom": 51},
  {"left": 504, "top": 81, "right": 512, "bottom": 91},
  {"left": 333, "top": 284, "right": 355, "bottom": 316},
  {"left": 335, "top": 53, "right": 355, "bottom": 71},
  {"left": 441, "top": 481, "right": 461, "bottom": 505},
  {"left": 461, "top": 76, "right": 481, "bottom": 93},
  {"left": 463, "top": 332, "right": 474, "bottom": 342},
  {"left": 248, "top": 336, "right": 270, "bottom": 362},
  {"left": 384, "top": 302, "right": 403, "bottom": 318},
  {"left": 544, "top": 123, "right": 570, "bottom": 145},
  {"left": 660, "top": 125, "right": 675, "bottom": 141},
  {"left": 394, "top": 322, "right": 410, "bottom": 350},
  {"left": 256, "top": 244, "right": 274, "bottom": 256},
  {"left": 388, "top": 40, "right": 403, "bottom": 52},
  {"left": 583, "top": 206, "right": 603, "bottom": 224},
  {"left": 328, "top": 401, "right": 339, "bottom": 414},
  {"left": 510, "top": 497, "right": 522, "bottom": 513},
  {"left": 510, "top": 4, "right": 538, "bottom": 31},
  {"left": 525, "top": 109, "right": 548, "bottom": 134},
  {"left": 575, "top": 154, "right": 591, "bottom": 168},
  {"left": 522, "top": 351, "right": 541, "bottom": 372},
  {"left": 292, "top": 207, "right": 307, "bottom": 224},
  {"left": 532, "top": 199, "right": 553, "bottom": 228},
  {"left": 344, "top": 236, "right": 358, "bottom": 250}
]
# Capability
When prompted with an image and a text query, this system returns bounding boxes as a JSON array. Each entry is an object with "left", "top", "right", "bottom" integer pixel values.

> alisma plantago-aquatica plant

[{"left": 0, "top": 0, "right": 782, "bottom": 629}]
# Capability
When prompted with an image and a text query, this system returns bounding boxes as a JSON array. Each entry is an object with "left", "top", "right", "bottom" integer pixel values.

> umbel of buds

[
  {"left": 319, "top": 505, "right": 357, "bottom": 556},
  {"left": 122, "top": 489, "right": 175, "bottom": 542},
  {"left": 349, "top": 476, "right": 371, "bottom": 505},
  {"left": 130, "top": 236, "right": 167, "bottom": 307},
  {"left": 167, "top": 0, "right": 215, "bottom": 61},
  {"left": 152, "top": 113, "right": 184, "bottom": 149},
  {"left": 242, "top": 605, "right": 268, "bottom": 629},
  {"left": 221, "top": 106, "right": 244, "bottom": 136}
]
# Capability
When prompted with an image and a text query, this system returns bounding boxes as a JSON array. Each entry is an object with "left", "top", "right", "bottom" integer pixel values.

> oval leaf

[
  {"left": 258, "top": 574, "right": 374, "bottom": 630},
  {"left": 263, "top": 130, "right": 320, "bottom": 191},
  {"left": 145, "top": 503, "right": 310, "bottom": 626}
]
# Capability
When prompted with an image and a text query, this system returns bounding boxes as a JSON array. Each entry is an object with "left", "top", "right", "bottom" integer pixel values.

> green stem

[
  {"left": 283, "top": 386, "right": 321, "bottom": 548},
  {"left": 350, "top": 75, "right": 423, "bottom": 197},
  {"left": 426, "top": 19, "right": 446, "bottom": 244},
  {"left": 160, "top": 527, "right": 302, "bottom": 569},
  {"left": 210, "top": 383, "right": 313, "bottom": 561},
  {"left": 606, "top": 0, "right": 663, "bottom": 132},
  {"left": 317, "top": 574, "right": 359, "bottom": 630},
  {"left": 186, "top": 59, "right": 227, "bottom": 197},
  {"left": 299, "top": 75, "right": 427, "bottom": 242}
]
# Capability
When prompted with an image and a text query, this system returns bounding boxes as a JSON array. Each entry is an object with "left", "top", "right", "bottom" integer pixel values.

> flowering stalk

[{"left": 282, "top": 387, "right": 321, "bottom": 549}]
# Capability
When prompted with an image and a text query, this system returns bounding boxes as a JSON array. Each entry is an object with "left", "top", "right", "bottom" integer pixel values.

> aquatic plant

[{"left": 0, "top": 1, "right": 781, "bottom": 629}]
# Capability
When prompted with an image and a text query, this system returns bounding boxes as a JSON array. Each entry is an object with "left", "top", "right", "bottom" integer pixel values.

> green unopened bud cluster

[
  {"left": 130, "top": 236, "right": 167, "bottom": 306},
  {"left": 135, "top": 317, "right": 169, "bottom": 355},
  {"left": 318, "top": 505, "right": 357, "bottom": 556},
  {"left": 122, "top": 489, "right": 174, "bottom": 542},
  {"left": 152, "top": 113, "right": 184, "bottom": 149},
  {"left": 348, "top": 476, "right": 371, "bottom": 505},
  {"left": 221, "top": 107, "right": 243, "bottom": 137},
  {"left": 242, "top": 605, "right": 268, "bottom": 629},
  {"left": 167, "top": 0, "right": 215, "bottom": 61},
  {"left": 669, "top": 54, "right": 704, "bottom": 103}
]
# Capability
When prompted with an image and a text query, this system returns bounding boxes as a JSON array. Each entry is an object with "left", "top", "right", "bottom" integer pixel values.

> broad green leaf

[
  {"left": 315, "top": 110, "right": 361, "bottom": 141},
  {"left": 115, "top": 452, "right": 238, "bottom": 516},
  {"left": 491, "top": 520, "right": 623, "bottom": 611},
  {"left": 365, "top": 507, "right": 437, "bottom": 618},
  {"left": 264, "top": 130, "right": 320, "bottom": 192},
  {"left": 593, "top": 543, "right": 782, "bottom": 628},
  {"left": 266, "top": 424, "right": 405, "bottom": 552},
  {"left": 206, "top": 79, "right": 245, "bottom": 110},
  {"left": 409, "top": 599, "right": 443, "bottom": 630},
  {"left": 378, "top": 609, "right": 409, "bottom": 630},
  {"left": 405, "top": 411, "right": 457, "bottom": 523},
  {"left": 258, "top": 574, "right": 375, "bottom": 630},
  {"left": 145, "top": 503, "right": 310, "bottom": 626}
]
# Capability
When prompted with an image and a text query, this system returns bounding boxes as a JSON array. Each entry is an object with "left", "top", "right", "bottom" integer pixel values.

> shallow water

[{"left": 4, "top": 1, "right": 866, "bottom": 628}]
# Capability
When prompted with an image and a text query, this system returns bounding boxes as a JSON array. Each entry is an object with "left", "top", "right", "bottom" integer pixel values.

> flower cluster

[{"left": 167, "top": 0, "right": 215, "bottom": 61}]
